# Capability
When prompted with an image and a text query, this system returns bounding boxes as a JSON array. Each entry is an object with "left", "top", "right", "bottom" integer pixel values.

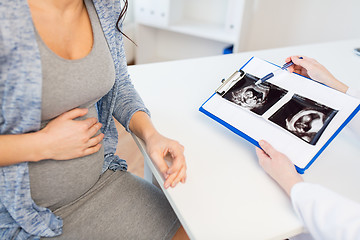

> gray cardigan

[{"left": 0, "top": 0, "right": 149, "bottom": 239}]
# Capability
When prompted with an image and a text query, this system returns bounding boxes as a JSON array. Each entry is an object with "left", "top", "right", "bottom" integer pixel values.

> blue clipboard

[{"left": 199, "top": 57, "right": 360, "bottom": 174}]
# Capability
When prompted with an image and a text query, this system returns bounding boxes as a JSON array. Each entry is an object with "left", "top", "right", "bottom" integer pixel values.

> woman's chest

[{"left": 28, "top": 1, "right": 93, "bottom": 60}]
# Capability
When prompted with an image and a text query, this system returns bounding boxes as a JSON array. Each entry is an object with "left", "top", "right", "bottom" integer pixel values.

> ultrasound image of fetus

[
  {"left": 285, "top": 109, "right": 326, "bottom": 143},
  {"left": 223, "top": 74, "right": 288, "bottom": 116},
  {"left": 230, "top": 84, "right": 270, "bottom": 110},
  {"left": 269, "top": 94, "right": 338, "bottom": 145}
]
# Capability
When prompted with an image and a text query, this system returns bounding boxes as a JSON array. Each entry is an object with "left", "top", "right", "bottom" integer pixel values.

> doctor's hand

[
  {"left": 145, "top": 132, "right": 187, "bottom": 189},
  {"left": 286, "top": 55, "right": 348, "bottom": 93},
  {"left": 256, "top": 140, "right": 303, "bottom": 196}
]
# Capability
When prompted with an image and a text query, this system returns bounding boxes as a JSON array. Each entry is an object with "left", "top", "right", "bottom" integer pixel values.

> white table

[{"left": 128, "top": 39, "right": 360, "bottom": 240}]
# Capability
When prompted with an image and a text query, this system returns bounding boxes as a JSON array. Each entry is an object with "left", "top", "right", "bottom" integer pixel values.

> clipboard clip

[{"left": 216, "top": 70, "right": 245, "bottom": 96}]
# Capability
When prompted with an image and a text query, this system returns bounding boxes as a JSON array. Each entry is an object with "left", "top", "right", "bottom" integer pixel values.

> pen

[{"left": 255, "top": 57, "right": 303, "bottom": 85}]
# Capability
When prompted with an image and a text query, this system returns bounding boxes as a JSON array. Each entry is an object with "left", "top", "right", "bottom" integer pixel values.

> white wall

[
  {"left": 181, "top": 0, "right": 229, "bottom": 25},
  {"left": 128, "top": 0, "right": 360, "bottom": 63},
  {"left": 243, "top": 0, "right": 360, "bottom": 51}
]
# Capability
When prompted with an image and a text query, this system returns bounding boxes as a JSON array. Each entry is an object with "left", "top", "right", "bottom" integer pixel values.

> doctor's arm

[
  {"left": 256, "top": 140, "right": 360, "bottom": 240},
  {"left": 287, "top": 56, "right": 349, "bottom": 93},
  {"left": 287, "top": 56, "right": 360, "bottom": 135}
]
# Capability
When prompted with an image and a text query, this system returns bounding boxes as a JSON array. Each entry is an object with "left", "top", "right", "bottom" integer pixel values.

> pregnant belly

[{"left": 28, "top": 146, "right": 104, "bottom": 211}]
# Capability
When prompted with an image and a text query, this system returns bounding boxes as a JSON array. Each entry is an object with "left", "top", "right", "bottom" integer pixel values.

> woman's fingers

[
  {"left": 82, "top": 117, "right": 100, "bottom": 129},
  {"left": 83, "top": 143, "right": 102, "bottom": 156},
  {"left": 86, "top": 133, "right": 104, "bottom": 148},
  {"left": 166, "top": 146, "right": 185, "bottom": 174},
  {"left": 60, "top": 108, "right": 88, "bottom": 120},
  {"left": 164, "top": 165, "right": 186, "bottom": 188},
  {"left": 87, "top": 122, "right": 103, "bottom": 138},
  {"left": 41, "top": 108, "right": 106, "bottom": 160},
  {"left": 166, "top": 152, "right": 187, "bottom": 187},
  {"left": 173, "top": 166, "right": 187, "bottom": 187},
  {"left": 165, "top": 144, "right": 186, "bottom": 187},
  {"left": 144, "top": 133, "right": 186, "bottom": 189},
  {"left": 150, "top": 151, "right": 170, "bottom": 180}
]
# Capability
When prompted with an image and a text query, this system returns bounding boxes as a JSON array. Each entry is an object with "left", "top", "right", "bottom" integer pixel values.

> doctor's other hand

[
  {"left": 286, "top": 55, "right": 349, "bottom": 93},
  {"left": 256, "top": 140, "right": 303, "bottom": 196},
  {"left": 145, "top": 132, "right": 187, "bottom": 189}
]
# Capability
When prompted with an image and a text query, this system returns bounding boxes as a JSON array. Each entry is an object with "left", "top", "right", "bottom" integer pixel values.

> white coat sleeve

[
  {"left": 346, "top": 88, "right": 360, "bottom": 136},
  {"left": 290, "top": 182, "right": 360, "bottom": 240}
]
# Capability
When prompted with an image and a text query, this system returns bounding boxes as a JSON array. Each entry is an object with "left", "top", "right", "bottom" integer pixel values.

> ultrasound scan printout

[
  {"left": 223, "top": 74, "right": 288, "bottom": 116},
  {"left": 268, "top": 94, "right": 338, "bottom": 145}
]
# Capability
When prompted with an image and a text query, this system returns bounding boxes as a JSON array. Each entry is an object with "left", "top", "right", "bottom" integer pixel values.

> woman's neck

[{"left": 27, "top": 0, "right": 84, "bottom": 15}]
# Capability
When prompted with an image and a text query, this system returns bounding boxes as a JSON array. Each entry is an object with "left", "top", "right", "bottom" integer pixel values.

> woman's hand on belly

[{"left": 39, "top": 108, "right": 104, "bottom": 160}]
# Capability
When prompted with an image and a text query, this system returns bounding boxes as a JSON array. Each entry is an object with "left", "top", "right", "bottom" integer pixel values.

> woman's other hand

[
  {"left": 286, "top": 55, "right": 349, "bottom": 93},
  {"left": 256, "top": 140, "right": 303, "bottom": 196},
  {"left": 129, "top": 111, "right": 187, "bottom": 189},
  {"left": 40, "top": 108, "right": 104, "bottom": 160},
  {"left": 145, "top": 132, "right": 187, "bottom": 189}
]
